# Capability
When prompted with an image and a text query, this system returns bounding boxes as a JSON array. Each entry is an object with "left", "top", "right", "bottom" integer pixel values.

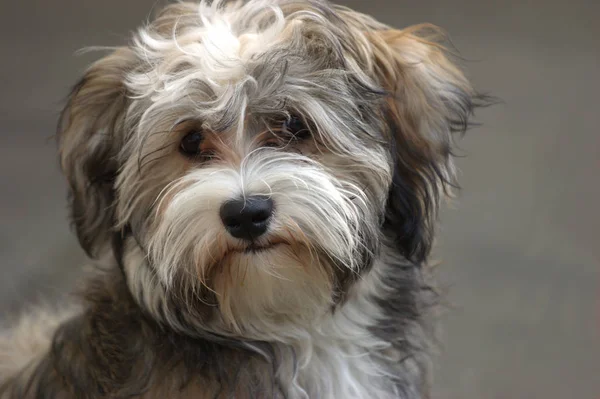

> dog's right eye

[
  {"left": 282, "top": 115, "right": 311, "bottom": 140},
  {"left": 180, "top": 130, "right": 204, "bottom": 156}
]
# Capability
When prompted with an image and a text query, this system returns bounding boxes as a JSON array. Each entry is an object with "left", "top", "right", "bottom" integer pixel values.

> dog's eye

[
  {"left": 180, "top": 130, "right": 204, "bottom": 156},
  {"left": 282, "top": 116, "right": 311, "bottom": 140}
]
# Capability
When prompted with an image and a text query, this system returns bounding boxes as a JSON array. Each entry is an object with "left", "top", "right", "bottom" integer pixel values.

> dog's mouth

[
  {"left": 242, "top": 242, "right": 283, "bottom": 254},
  {"left": 219, "top": 237, "right": 292, "bottom": 259},
  {"left": 239, "top": 236, "right": 294, "bottom": 255},
  {"left": 203, "top": 236, "right": 306, "bottom": 273}
]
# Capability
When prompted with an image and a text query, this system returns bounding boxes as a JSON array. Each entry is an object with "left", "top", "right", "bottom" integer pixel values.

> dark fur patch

[
  {"left": 383, "top": 91, "right": 492, "bottom": 264},
  {"left": 56, "top": 50, "right": 136, "bottom": 258}
]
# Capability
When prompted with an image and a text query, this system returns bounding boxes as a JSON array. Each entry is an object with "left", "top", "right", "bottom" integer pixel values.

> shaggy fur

[{"left": 0, "top": 1, "right": 484, "bottom": 397}]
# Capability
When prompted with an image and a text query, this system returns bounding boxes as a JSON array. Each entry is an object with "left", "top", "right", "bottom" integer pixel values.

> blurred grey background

[{"left": 0, "top": 0, "right": 598, "bottom": 398}]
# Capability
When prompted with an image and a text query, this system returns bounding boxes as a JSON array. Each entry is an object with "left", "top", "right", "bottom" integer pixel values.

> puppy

[{"left": 0, "top": 1, "right": 483, "bottom": 397}]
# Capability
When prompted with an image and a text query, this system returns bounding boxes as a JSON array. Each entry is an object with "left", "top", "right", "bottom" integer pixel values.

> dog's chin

[{"left": 207, "top": 240, "right": 335, "bottom": 335}]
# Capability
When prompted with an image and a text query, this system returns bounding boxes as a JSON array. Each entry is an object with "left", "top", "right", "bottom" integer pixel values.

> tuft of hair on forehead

[
  {"left": 128, "top": 1, "right": 291, "bottom": 101},
  {"left": 124, "top": 1, "right": 391, "bottom": 159}
]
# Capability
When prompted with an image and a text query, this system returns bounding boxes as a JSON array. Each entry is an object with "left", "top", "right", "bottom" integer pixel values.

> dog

[{"left": 0, "top": 1, "right": 483, "bottom": 397}]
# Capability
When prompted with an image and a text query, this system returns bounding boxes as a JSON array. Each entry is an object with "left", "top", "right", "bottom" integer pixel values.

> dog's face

[{"left": 58, "top": 0, "right": 475, "bottom": 335}]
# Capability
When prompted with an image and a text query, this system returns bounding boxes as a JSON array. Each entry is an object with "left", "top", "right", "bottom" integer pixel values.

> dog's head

[{"left": 58, "top": 0, "right": 477, "bottom": 335}]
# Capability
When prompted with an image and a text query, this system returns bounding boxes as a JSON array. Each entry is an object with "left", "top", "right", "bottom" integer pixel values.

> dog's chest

[
  {"left": 147, "top": 334, "right": 396, "bottom": 399},
  {"left": 289, "top": 334, "right": 394, "bottom": 399},
  {"left": 145, "top": 266, "right": 411, "bottom": 399},
  {"left": 257, "top": 282, "right": 401, "bottom": 398}
]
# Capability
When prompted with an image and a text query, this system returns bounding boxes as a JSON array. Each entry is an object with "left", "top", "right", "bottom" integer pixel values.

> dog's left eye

[
  {"left": 282, "top": 116, "right": 311, "bottom": 140},
  {"left": 180, "top": 130, "right": 204, "bottom": 156}
]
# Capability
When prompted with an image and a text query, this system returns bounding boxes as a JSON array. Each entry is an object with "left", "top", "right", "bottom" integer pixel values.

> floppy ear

[
  {"left": 57, "top": 48, "right": 137, "bottom": 257},
  {"left": 367, "top": 26, "right": 481, "bottom": 263}
]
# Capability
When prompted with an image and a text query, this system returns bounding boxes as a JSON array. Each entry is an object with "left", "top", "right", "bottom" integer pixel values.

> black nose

[{"left": 220, "top": 195, "right": 274, "bottom": 241}]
